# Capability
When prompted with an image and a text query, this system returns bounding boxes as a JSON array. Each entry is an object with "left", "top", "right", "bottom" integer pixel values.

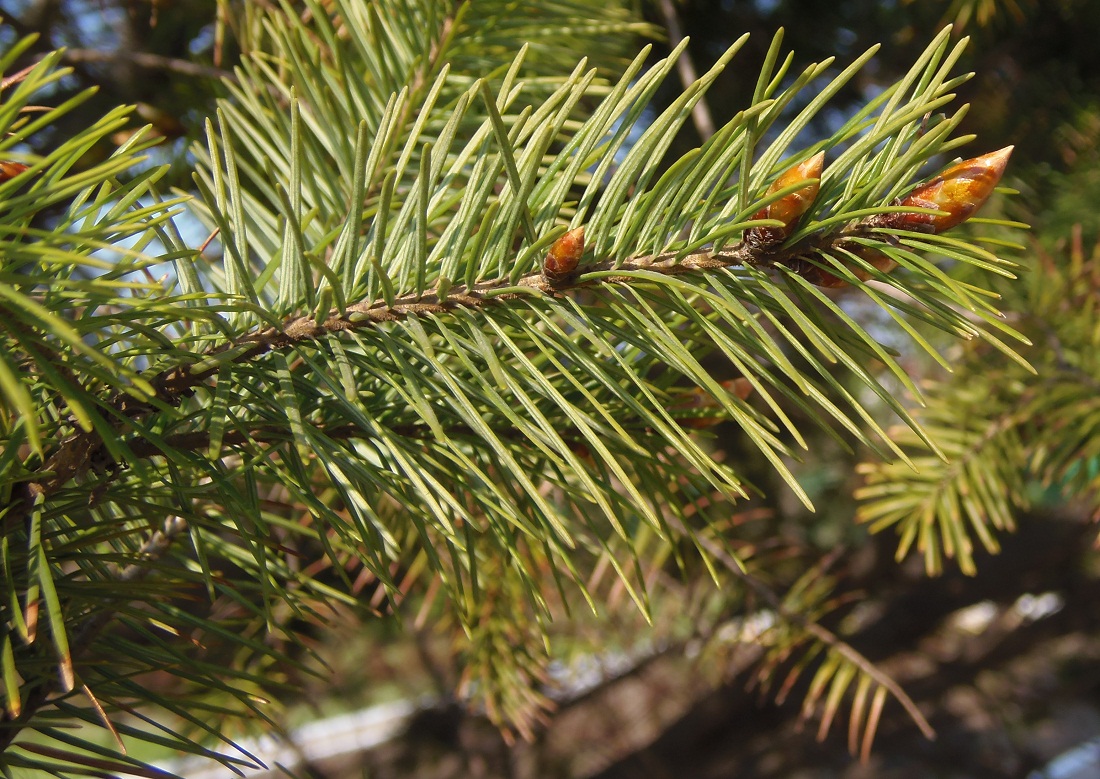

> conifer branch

[
  {"left": 0, "top": 5, "right": 1032, "bottom": 769},
  {"left": 0, "top": 216, "right": 899, "bottom": 537}
]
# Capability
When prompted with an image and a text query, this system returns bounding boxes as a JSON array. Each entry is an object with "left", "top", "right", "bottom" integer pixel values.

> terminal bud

[{"left": 883, "top": 146, "right": 1013, "bottom": 234}]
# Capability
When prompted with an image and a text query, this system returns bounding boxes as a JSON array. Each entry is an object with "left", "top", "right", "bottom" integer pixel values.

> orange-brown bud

[
  {"left": 855, "top": 244, "right": 898, "bottom": 276},
  {"left": 0, "top": 161, "right": 28, "bottom": 182},
  {"left": 725, "top": 377, "right": 753, "bottom": 401},
  {"left": 570, "top": 439, "right": 595, "bottom": 464},
  {"left": 796, "top": 261, "right": 848, "bottom": 289},
  {"left": 886, "top": 146, "right": 1013, "bottom": 234},
  {"left": 672, "top": 378, "right": 753, "bottom": 429},
  {"left": 841, "top": 243, "right": 898, "bottom": 283},
  {"left": 543, "top": 226, "right": 585, "bottom": 284},
  {"left": 746, "top": 152, "right": 824, "bottom": 248},
  {"left": 790, "top": 244, "right": 897, "bottom": 288}
]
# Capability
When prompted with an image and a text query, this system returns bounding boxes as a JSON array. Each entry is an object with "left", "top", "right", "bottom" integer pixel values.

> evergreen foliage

[
  {"left": 858, "top": 225, "right": 1100, "bottom": 575},
  {"left": 0, "top": 1, "right": 1033, "bottom": 774}
]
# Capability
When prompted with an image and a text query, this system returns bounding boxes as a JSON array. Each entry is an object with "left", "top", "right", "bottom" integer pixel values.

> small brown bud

[
  {"left": 795, "top": 260, "right": 849, "bottom": 289},
  {"left": 884, "top": 146, "right": 1013, "bottom": 234},
  {"left": 726, "top": 377, "right": 753, "bottom": 401},
  {"left": 0, "top": 161, "right": 28, "bottom": 182},
  {"left": 745, "top": 152, "right": 825, "bottom": 248},
  {"left": 851, "top": 243, "right": 898, "bottom": 277},
  {"left": 570, "top": 439, "right": 594, "bottom": 464},
  {"left": 543, "top": 226, "right": 585, "bottom": 284},
  {"left": 672, "top": 378, "right": 754, "bottom": 429},
  {"left": 792, "top": 243, "right": 899, "bottom": 288}
]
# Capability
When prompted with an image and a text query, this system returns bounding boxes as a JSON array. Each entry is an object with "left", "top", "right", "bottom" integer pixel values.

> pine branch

[
  {"left": 858, "top": 226, "right": 1100, "bottom": 572},
  {"left": 0, "top": 204, "right": 961, "bottom": 538},
  {"left": 0, "top": 3, "right": 1035, "bottom": 769}
]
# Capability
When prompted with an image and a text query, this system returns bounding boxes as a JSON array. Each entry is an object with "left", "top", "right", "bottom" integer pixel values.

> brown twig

[{"left": 1, "top": 63, "right": 41, "bottom": 92}]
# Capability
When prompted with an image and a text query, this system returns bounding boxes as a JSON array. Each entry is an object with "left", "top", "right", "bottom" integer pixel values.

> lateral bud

[
  {"left": 876, "top": 146, "right": 1013, "bottom": 234},
  {"left": 745, "top": 152, "right": 825, "bottom": 248},
  {"left": 543, "top": 226, "right": 585, "bottom": 284},
  {"left": 792, "top": 243, "right": 898, "bottom": 289},
  {"left": 672, "top": 378, "right": 754, "bottom": 429},
  {"left": 0, "top": 161, "right": 29, "bottom": 182}
]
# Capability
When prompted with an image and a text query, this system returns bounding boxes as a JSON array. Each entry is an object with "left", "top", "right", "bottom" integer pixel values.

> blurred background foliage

[{"left": 1, "top": 0, "right": 1099, "bottom": 777}]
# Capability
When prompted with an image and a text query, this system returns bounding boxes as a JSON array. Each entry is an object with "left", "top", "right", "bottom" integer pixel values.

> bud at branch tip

[{"left": 889, "top": 146, "right": 1013, "bottom": 234}]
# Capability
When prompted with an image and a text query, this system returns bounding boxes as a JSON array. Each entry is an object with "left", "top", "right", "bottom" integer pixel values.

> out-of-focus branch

[
  {"left": 656, "top": 0, "right": 715, "bottom": 140},
  {"left": 58, "top": 48, "right": 235, "bottom": 81},
  {"left": 664, "top": 514, "right": 935, "bottom": 741}
]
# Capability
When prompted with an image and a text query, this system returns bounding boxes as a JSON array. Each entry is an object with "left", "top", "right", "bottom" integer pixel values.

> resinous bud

[
  {"left": 890, "top": 146, "right": 1013, "bottom": 233},
  {"left": 793, "top": 244, "right": 897, "bottom": 288},
  {"left": 795, "top": 259, "right": 848, "bottom": 289},
  {"left": 672, "top": 378, "right": 754, "bottom": 429},
  {"left": 0, "top": 161, "right": 28, "bottom": 182},
  {"left": 746, "top": 152, "right": 825, "bottom": 247},
  {"left": 853, "top": 243, "right": 899, "bottom": 277},
  {"left": 838, "top": 243, "right": 899, "bottom": 284},
  {"left": 543, "top": 226, "right": 585, "bottom": 284}
]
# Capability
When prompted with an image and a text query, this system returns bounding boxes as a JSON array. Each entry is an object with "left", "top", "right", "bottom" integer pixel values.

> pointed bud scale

[
  {"left": 890, "top": 146, "right": 1013, "bottom": 233},
  {"left": 543, "top": 226, "right": 585, "bottom": 284},
  {"left": 746, "top": 152, "right": 825, "bottom": 248}
]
